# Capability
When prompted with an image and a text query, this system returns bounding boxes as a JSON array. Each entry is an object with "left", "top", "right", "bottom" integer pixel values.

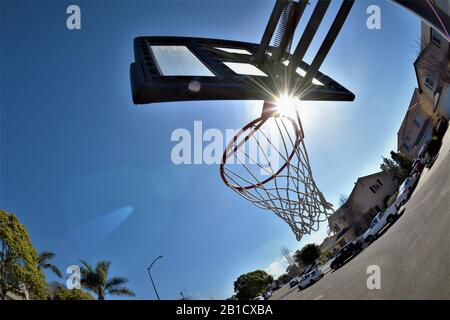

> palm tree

[
  {"left": 38, "top": 251, "right": 62, "bottom": 278},
  {"left": 80, "top": 260, "right": 135, "bottom": 300}
]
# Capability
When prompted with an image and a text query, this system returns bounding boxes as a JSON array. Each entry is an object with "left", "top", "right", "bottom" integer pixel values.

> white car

[
  {"left": 362, "top": 205, "right": 398, "bottom": 244},
  {"left": 289, "top": 277, "right": 300, "bottom": 288},
  {"left": 298, "top": 266, "right": 323, "bottom": 290},
  {"left": 253, "top": 295, "right": 264, "bottom": 300},
  {"left": 394, "top": 174, "right": 419, "bottom": 209},
  {"left": 263, "top": 290, "right": 273, "bottom": 299}
]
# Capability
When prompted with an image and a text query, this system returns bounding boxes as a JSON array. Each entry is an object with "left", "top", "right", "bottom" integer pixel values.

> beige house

[
  {"left": 319, "top": 235, "right": 337, "bottom": 254},
  {"left": 398, "top": 11, "right": 449, "bottom": 160},
  {"left": 413, "top": 17, "right": 450, "bottom": 120},
  {"left": 328, "top": 171, "right": 398, "bottom": 250},
  {"left": 397, "top": 88, "right": 434, "bottom": 159}
]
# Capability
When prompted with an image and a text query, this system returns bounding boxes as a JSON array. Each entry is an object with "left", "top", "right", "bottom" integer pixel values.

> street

[{"left": 271, "top": 124, "right": 450, "bottom": 300}]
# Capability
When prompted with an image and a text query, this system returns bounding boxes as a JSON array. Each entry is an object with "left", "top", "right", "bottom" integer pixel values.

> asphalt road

[{"left": 271, "top": 124, "right": 450, "bottom": 300}]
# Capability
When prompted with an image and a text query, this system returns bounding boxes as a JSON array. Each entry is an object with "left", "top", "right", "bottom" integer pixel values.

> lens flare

[{"left": 275, "top": 94, "right": 300, "bottom": 119}]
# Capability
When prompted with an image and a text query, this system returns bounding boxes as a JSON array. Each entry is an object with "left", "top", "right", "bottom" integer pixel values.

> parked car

[
  {"left": 263, "top": 290, "right": 273, "bottom": 299},
  {"left": 289, "top": 277, "right": 300, "bottom": 288},
  {"left": 265, "top": 281, "right": 281, "bottom": 292},
  {"left": 394, "top": 173, "right": 419, "bottom": 209},
  {"left": 298, "top": 266, "right": 323, "bottom": 290},
  {"left": 330, "top": 240, "right": 362, "bottom": 270},
  {"left": 362, "top": 205, "right": 398, "bottom": 244},
  {"left": 253, "top": 295, "right": 264, "bottom": 300},
  {"left": 411, "top": 158, "right": 425, "bottom": 175}
]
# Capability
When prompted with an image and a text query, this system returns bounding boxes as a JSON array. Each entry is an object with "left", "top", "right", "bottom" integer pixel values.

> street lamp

[{"left": 147, "top": 255, "right": 163, "bottom": 300}]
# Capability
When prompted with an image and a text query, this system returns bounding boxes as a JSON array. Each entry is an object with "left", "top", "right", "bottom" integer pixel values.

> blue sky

[{"left": 0, "top": 1, "right": 419, "bottom": 299}]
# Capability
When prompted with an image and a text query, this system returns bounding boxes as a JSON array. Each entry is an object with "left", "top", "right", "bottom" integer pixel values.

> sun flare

[{"left": 275, "top": 94, "right": 300, "bottom": 119}]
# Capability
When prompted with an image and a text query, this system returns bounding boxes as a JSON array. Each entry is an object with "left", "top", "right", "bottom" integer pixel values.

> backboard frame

[{"left": 130, "top": 36, "right": 355, "bottom": 105}]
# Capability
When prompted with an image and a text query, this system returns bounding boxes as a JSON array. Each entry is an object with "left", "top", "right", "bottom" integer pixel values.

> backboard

[{"left": 130, "top": 36, "right": 355, "bottom": 105}]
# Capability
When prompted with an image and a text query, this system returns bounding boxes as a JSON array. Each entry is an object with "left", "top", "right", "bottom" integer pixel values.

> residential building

[
  {"left": 397, "top": 5, "right": 449, "bottom": 159},
  {"left": 397, "top": 88, "right": 434, "bottom": 159},
  {"left": 328, "top": 171, "right": 398, "bottom": 250},
  {"left": 319, "top": 235, "right": 337, "bottom": 254},
  {"left": 413, "top": 13, "right": 449, "bottom": 120}
]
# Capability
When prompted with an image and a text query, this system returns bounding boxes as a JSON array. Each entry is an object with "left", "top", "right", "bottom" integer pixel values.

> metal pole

[{"left": 147, "top": 255, "right": 163, "bottom": 300}]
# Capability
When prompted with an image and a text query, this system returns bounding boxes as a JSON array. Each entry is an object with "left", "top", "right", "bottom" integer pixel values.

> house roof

[{"left": 413, "top": 47, "right": 428, "bottom": 94}]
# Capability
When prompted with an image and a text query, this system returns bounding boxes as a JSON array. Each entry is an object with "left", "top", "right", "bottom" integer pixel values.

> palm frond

[
  {"left": 105, "top": 277, "right": 128, "bottom": 290},
  {"left": 95, "top": 261, "right": 111, "bottom": 274},
  {"left": 95, "top": 261, "right": 110, "bottom": 286},
  {"left": 41, "top": 263, "right": 62, "bottom": 278},
  {"left": 38, "top": 251, "right": 56, "bottom": 264},
  {"left": 107, "top": 287, "right": 135, "bottom": 297},
  {"left": 79, "top": 260, "right": 99, "bottom": 293},
  {"left": 79, "top": 260, "right": 94, "bottom": 274},
  {"left": 48, "top": 264, "right": 62, "bottom": 278}
]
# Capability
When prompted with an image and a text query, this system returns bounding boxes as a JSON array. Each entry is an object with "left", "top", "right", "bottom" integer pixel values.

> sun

[{"left": 275, "top": 94, "right": 300, "bottom": 119}]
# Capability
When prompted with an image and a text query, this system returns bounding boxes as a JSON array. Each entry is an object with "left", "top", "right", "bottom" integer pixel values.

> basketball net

[{"left": 220, "top": 102, "right": 333, "bottom": 241}]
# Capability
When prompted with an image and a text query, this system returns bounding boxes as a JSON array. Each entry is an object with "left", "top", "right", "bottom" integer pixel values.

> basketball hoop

[
  {"left": 220, "top": 101, "right": 334, "bottom": 241},
  {"left": 130, "top": 0, "right": 355, "bottom": 240}
]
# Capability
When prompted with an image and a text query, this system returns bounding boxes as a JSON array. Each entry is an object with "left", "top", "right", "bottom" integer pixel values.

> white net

[{"left": 220, "top": 111, "right": 333, "bottom": 241}]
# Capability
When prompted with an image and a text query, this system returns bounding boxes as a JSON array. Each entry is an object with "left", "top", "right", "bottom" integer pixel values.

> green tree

[
  {"left": 53, "top": 287, "right": 94, "bottom": 300},
  {"left": 390, "top": 151, "right": 412, "bottom": 172},
  {"left": 38, "top": 251, "right": 62, "bottom": 278},
  {"left": 294, "top": 244, "right": 321, "bottom": 267},
  {"left": 380, "top": 157, "right": 407, "bottom": 183},
  {"left": 380, "top": 151, "right": 412, "bottom": 184},
  {"left": 80, "top": 260, "right": 135, "bottom": 300},
  {"left": 286, "top": 263, "right": 302, "bottom": 277},
  {"left": 234, "top": 270, "right": 273, "bottom": 300},
  {"left": 0, "top": 209, "right": 47, "bottom": 300}
]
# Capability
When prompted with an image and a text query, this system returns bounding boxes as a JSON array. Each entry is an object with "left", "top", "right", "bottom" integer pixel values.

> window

[
  {"left": 414, "top": 118, "right": 421, "bottom": 128},
  {"left": 223, "top": 62, "right": 268, "bottom": 76},
  {"left": 403, "top": 143, "right": 410, "bottom": 151},
  {"left": 280, "top": 60, "right": 324, "bottom": 85},
  {"left": 425, "top": 76, "right": 435, "bottom": 90},
  {"left": 150, "top": 45, "right": 214, "bottom": 77},
  {"left": 375, "top": 205, "right": 382, "bottom": 213},
  {"left": 370, "top": 183, "right": 381, "bottom": 193},
  {"left": 376, "top": 179, "right": 383, "bottom": 186},
  {"left": 295, "top": 67, "right": 324, "bottom": 86},
  {"left": 431, "top": 28, "right": 441, "bottom": 48},
  {"left": 214, "top": 47, "right": 252, "bottom": 55}
]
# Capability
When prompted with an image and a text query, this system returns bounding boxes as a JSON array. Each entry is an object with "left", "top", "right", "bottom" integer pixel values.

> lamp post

[{"left": 147, "top": 255, "right": 163, "bottom": 300}]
